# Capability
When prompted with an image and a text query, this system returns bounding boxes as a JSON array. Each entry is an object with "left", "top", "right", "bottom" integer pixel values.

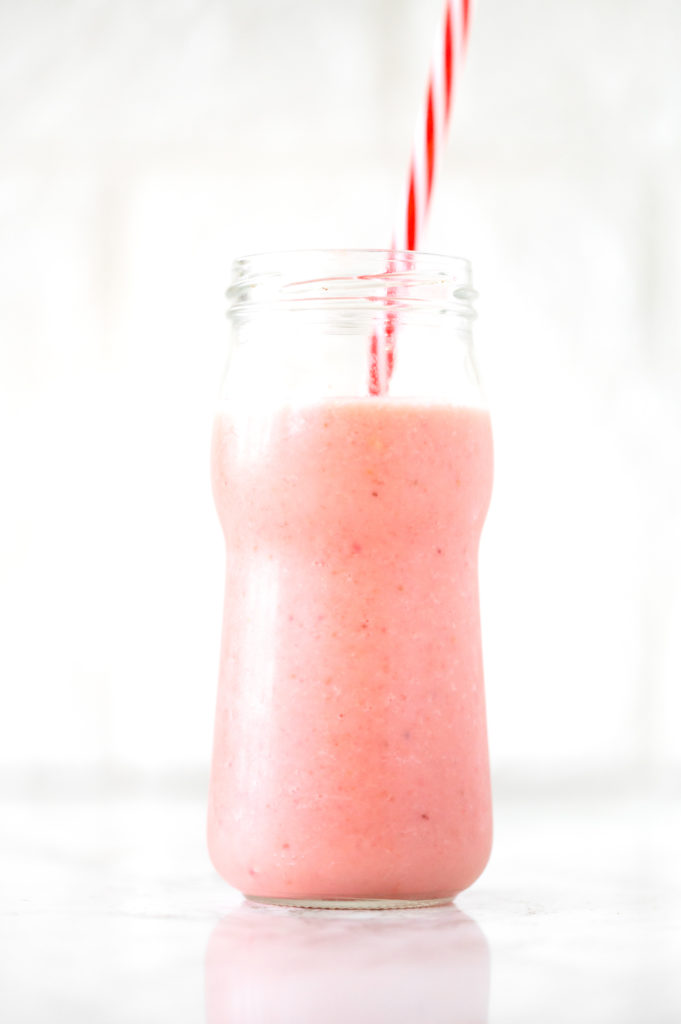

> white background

[{"left": 1, "top": 0, "right": 680, "bottom": 795}]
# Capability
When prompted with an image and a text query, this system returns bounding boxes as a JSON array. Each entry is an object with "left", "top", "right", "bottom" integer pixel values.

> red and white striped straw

[{"left": 369, "top": 0, "right": 473, "bottom": 395}]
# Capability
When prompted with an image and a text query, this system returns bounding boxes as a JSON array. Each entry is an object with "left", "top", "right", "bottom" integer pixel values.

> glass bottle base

[{"left": 246, "top": 895, "right": 455, "bottom": 910}]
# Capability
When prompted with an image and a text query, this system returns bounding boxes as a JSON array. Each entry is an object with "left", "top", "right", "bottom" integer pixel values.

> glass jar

[{"left": 208, "top": 249, "right": 493, "bottom": 908}]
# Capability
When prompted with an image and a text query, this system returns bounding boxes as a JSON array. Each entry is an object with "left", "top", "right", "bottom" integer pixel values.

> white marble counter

[{"left": 1, "top": 788, "right": 679, "bottom": 1023}]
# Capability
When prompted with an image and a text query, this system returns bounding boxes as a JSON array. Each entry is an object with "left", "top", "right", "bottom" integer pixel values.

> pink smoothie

[{"left": 208, "top": 399, "right": 493, "bottom": 902}]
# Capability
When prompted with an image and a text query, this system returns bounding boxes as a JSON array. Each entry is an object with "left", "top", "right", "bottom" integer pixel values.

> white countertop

[{"left": 1, "top": 787, "right": 679, "bottom": 1023}]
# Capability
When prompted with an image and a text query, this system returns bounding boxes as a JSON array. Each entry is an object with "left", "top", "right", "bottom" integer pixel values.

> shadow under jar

[{"left": 208, "top": 250, "right": 493, "bottom": 908}]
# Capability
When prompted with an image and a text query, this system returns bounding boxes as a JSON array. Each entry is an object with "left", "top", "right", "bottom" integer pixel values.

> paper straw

[{"left": 369, "top": 0, "right": 472, "bottom": 395}]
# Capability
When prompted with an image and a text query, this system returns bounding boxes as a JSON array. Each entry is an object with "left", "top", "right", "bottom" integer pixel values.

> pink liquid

[{"left": 208, "top": 399, "right": 493, "bottom": 902}]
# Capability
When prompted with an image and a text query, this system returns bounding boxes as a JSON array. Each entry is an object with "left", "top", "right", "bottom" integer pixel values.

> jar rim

[
  {"left": 231, "top": 247, "right": 471, "bottom": 275},
  {"left": 227, "top": 249, "right": 475, "bottom": 324}
]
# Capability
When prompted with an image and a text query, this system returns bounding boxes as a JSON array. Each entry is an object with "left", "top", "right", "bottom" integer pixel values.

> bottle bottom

[{"left": 246, "top": 894, "right": 455, "bottom": 910}]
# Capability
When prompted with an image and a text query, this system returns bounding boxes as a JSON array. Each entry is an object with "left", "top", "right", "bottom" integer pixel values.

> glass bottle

[{"left": 208, "top": 249, "right": 493, "bottom": 908}]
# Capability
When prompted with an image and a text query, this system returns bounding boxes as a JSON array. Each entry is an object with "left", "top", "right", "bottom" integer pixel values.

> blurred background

[{"left": 1, "top": 0, "right": 679, "bottom": 798}]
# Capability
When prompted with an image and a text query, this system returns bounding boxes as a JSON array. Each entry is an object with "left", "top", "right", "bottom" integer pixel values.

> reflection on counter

[{"left": 205, "top": 902, "right": 489, "bottom": 1024}]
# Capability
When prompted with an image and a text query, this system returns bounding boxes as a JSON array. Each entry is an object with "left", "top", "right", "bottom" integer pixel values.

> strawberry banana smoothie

[{"left": 208, "top": 398, "right": 493, "bottom": 904}]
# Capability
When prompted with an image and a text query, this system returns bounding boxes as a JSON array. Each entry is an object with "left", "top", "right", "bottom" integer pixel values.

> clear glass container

[{"left": 208, "top": 249, "right": 493, "bottom": 908}]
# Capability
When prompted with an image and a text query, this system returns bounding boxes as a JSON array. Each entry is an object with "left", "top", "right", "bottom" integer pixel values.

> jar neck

[{"left": 227, "top": 249, "right": 476, "bottom": 329}]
